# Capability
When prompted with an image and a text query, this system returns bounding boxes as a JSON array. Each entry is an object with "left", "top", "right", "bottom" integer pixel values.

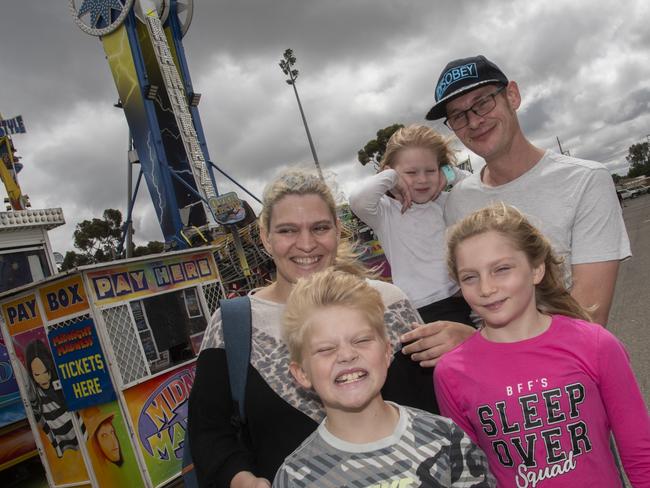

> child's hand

[
  {"left": 399, "top": 321, "right": 475, "bottom": 367},
  {"left": 392, "top": 175, "right": 413, "bottom": 213},
  {"left": 430, "top": 171, "right": 449, "bottom": 201}
]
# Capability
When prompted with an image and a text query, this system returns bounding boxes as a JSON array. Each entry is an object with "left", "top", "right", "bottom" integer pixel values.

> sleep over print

[{"left": 435, "top": 315, "right": 650, "bottom": 487}]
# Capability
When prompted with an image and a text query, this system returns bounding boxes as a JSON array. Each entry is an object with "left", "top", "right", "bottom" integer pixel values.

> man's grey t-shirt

[{"left": 444, "top": 151, "right": 631, "bottom": 286}]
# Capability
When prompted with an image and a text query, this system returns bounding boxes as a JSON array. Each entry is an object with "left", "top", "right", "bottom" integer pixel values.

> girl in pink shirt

[{"left": 434, "top": 203, "right": 650, "bottom": 487}]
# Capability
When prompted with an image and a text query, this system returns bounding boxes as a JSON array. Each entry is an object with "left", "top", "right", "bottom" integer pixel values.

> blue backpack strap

[
  {"left": 220, "top": 295, "right": 252, "bottom": 422},
  {"left": 182, "top": 296, "right": 251, "bottom": 488}
]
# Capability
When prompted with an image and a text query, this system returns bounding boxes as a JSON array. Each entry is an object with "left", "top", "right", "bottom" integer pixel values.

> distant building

[
  {"left": 0, "top": 208, "right": 64, "bottom": 293},
  {"left": 617, "top": 175, "right": 650, "bottom": 191}
]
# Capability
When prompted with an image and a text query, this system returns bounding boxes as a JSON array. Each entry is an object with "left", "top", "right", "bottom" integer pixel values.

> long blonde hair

[
  {"left": 446, "top": 203, "right": 591, "bottom": 321},
  {"left": 283, "top": 269, "right": 386, "bottom": 363},
  {"left": 260, "top": 168, "right": 370, "bottom": 277}
]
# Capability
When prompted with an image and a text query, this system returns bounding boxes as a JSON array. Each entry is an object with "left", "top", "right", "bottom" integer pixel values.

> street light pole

[
  {"left": 126, "top": 133, "right": 133, "bottom": 257},
  {"left": 279, "top": 49, "right": 324, "bottom": 180}
]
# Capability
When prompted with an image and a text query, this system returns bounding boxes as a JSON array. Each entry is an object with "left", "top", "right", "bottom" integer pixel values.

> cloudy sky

[{"left": 2, "top": 1, "right": 649, "bottom": 254}]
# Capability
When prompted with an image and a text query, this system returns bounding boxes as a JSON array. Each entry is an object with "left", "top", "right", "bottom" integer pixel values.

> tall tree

[
  {"left": 60, "top": 209, "right": 166, "bottom": 271},
  {"left": 626, "top": 141, "right": 650, "bottom": 178},
  {"left": 73, "top": 208, "right": 123, "bottom": 262},
  {"left": 357, "top": 123, "right": 404, "bottom": 170},
  {"left": 60, "top": 250, "right": 93, "bottom": 271},
  {"left": 133, "top": 241, "right": 164, "bottom": 257}
]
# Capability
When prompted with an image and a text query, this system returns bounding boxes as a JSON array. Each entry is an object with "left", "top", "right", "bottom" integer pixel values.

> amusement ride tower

[{"left": 69, "top": 0, "right": 258, "bottom": 251}]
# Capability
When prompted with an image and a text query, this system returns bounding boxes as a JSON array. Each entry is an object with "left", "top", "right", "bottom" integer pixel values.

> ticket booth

[
  {"left": 0, "top": 247, "right": 230, "bottom": 487},
  {"left": 0, "top": 208, "right": 65, "bottom": 473}
]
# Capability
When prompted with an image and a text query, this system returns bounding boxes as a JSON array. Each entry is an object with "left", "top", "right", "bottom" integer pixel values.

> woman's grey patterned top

[{"left": 200, "top": 279, "right": 422, "bottom": 423}]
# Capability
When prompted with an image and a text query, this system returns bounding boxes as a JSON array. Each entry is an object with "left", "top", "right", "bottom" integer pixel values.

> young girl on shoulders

[
  {"left": 434, "top": 203, "right": 650, "bottom": 487},
  {"left": 349, "top": 124, "right": 471, "bottom": 324}
]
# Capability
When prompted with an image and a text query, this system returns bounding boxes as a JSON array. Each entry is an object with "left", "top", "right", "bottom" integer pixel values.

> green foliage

[
  {"left": 357, "top": 123, "right": 404, "bottom": 170},
  {"left": 60, "top": 250, "right": 92, "bottom": 271},
  {"left": 626, "top": 142, "right": 650, "bottom": 178},
  {"left": 71, "top": 208, "right": 122, "bottom": 264},
  {"left": 611, "top": 173, "right": 621, "bottom": 184},
  {"left": 60, "top": 209, "right": 164, "bottom": 271},
  {"left": 133, "top": 241, "right": 164, "bottom": 257}
]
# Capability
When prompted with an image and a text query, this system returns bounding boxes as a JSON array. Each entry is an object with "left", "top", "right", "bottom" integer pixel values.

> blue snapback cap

[{"left": 425, "top": 55, "right": 508, "bottom": 121}]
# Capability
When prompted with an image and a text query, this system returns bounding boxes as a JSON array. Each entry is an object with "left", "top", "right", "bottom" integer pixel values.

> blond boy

[{"left": 273, "top": 269, "right": 494, "bottom": 488}]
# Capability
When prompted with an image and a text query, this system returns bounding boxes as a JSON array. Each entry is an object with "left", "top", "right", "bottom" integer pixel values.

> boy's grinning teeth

[{"left": 335, "top": 371, "right": 367, "bottom": 384}]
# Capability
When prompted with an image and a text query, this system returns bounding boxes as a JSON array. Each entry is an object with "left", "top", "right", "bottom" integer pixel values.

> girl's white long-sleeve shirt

[{"left": 349, "top": 169, "right": 458, "bottom": 308}]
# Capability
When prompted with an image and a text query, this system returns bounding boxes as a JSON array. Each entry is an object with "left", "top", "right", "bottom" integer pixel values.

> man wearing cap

[{"left": 425, "top": 55, "right": 630, "bottom": 326}]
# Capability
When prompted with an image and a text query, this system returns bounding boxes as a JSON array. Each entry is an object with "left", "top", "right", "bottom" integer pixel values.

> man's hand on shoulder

[{"left": 400, "top": 321, "right": 475, "bottom": 367}]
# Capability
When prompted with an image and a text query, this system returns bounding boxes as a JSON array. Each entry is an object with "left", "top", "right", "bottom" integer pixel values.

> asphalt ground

[{"left": 608, "top": 191, "right": 650, "bottom": 408}]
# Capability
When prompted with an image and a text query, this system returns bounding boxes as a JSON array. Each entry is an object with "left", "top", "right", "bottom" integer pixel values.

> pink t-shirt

[{"left": 434, "top": 315, "right": 650, "bottom": 487}]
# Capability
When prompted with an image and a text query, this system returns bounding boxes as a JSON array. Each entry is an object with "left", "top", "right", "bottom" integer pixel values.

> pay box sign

[
  {"left": 39, "top": 276, "right": 89, "bottom": 321},
  {"left": 1, "top": 293, "right": 42, "bottom": 336}
]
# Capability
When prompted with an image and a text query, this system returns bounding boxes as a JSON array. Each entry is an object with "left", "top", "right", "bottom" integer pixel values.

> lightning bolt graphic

[{"left": 146, "top": 129, "right": 165, "bottom": 222}]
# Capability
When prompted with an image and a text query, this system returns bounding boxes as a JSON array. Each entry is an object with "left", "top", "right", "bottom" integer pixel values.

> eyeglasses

[{"left": 443, "top": 85, "right": 506, "bottom": 130}]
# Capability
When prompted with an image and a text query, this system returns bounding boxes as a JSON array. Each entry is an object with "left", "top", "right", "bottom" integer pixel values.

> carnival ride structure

[
  {"left": 68, "top": 0, "right": 273, "bottom": 293},
  {"left": 72, "top": 0, "right": 257, "bottom": 247},
  {"left": 0, "top": 114, "right": 30, "bottom": 212}
]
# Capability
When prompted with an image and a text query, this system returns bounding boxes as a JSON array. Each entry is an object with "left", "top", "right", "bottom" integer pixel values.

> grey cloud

[
  {"left": 2, "top": 1, "right": 650, "bottom": 253},
  {"left": 604, "top": 88, "right": 650, "bottom": 125}
]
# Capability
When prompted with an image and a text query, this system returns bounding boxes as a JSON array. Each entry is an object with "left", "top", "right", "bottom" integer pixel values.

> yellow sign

[
  {"left": 87, "top": 252, "right": 219, "bottom": 305},
  {"left": 1, "top": 293, "right": 42, "bottom": 335},
  {"left": 38, "top": 276, "right": 89, "bottom": 321}
]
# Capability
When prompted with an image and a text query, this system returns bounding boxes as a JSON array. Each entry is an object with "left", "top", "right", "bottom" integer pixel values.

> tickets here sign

[{"left": 48, "top": 318, "right": 115, "bottom": 410}]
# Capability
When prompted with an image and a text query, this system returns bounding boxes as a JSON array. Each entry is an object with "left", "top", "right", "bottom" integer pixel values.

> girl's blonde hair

[
  {"left": 446, "top": 203, "right": 591, "bottom": 322},
  {"left": 283, "top": 269, "right": 386, "bottom": 363},
  {"left": 259, "top": 168, "right": 370, "bottom": 276},
  {"left": 380, "top": 124, "right": 456, "bottom": 171}
]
